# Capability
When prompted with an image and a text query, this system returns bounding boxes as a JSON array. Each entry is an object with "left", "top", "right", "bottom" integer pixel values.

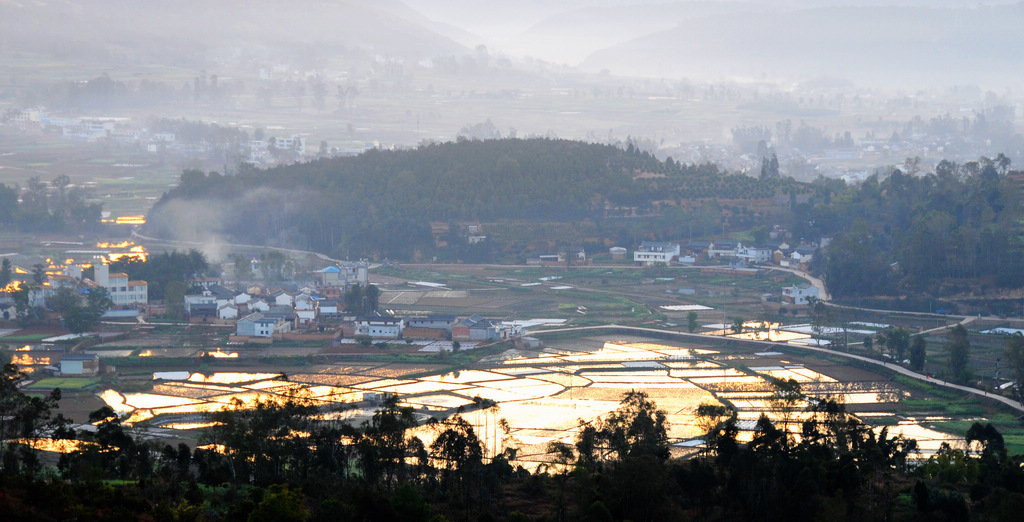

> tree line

[
  {"left": 145, "top": 140, "right": 1024, "bottom": 301},
  {"left": 144, "top": 138, "right": 791, "bottom": 261},
  {"left": 3, "top": 366, "right": 1024, "bottom": 521},
  {"left": 819, "top": 156, "right": 1023, "bottom": 299},
  {"left": 0, "top": 175, "right": 102, "bottom": 233},
  {"left": 108, "top": 248, "right": 211, "bottom": 301}
]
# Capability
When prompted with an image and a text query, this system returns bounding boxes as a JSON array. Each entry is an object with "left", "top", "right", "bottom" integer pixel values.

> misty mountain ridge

[
  {"left": 3, "top": 0, "right": 1022, "bottom": 88},
  {"left": 404, "top": 1, "right": 1024, "bottom": 70},
  {"left": 0, "top": 0, "right": 467, "bottom": 66},
  {"left": 579, "top": 3, "right": 1024, "bottom": 87}
]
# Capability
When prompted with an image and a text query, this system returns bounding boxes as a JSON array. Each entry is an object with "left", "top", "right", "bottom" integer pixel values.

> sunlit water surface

[{"left": 96, "top": 339, "right": 960, "bottom": 465}]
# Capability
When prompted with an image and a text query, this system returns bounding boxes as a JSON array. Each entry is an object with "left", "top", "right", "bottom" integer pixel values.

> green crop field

[{"left": 29, "top": 377, "right": 101, "bottom": 390}]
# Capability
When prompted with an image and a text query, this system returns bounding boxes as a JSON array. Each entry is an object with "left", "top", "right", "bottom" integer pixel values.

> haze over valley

[
  {"left": 5, "top": 3, "right": 1024, "bottom": 521},
  {"left": 3, "top": 0, "right": 1023, "bottom": 189}
]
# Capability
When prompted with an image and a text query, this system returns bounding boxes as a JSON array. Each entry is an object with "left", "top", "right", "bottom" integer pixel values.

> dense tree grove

[
  {"left": 0, "top": 175, "right": 102, "bottom": 233},
  {"left": 4, "top": 372, "right": 1024, "bottom": 521},
  {"left": 145, "top": 140, "right": 1024, "bottom": 302},
  {"left": 946, "top": 324, "right": 973, "bottom": 384},
  {"left": 45, "top": 285, "right": 113, "bottom": 334},
  {"left": 144, "top": 138, "right": 789, "bottom": 260},
  {"left": 342, "top": 284, "right": 380, "bottom": 316},
  {"left": 108, "top": 249, "right": 211, "bottom": 300},
  {"left": 820, "top": 157, "right": 1024, "bottom": 298}
]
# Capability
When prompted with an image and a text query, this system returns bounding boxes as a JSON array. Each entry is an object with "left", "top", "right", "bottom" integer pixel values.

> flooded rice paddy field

[{"left": 99, "top": 335, "right": 961, "bottom": 466}]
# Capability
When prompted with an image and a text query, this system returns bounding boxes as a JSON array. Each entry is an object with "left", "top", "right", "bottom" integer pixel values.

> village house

[
  {"left": 735, "top": 245, "right": 773, "bottom": 264},
  {"left": 528, "top": 254, "right": 561, "bottom": 266},
  {"left": 317, "top": 262, "right": 369, "bottom": 288},
  {"left": 633, "top": 241, "right": 680, "bottom": 266},
  {"left": 708, "top": 240, "right": 741, "bottom": 258},
  {"left": 184, "top": 293, "right": 217, "bottom": 313},
  {"left": 783, "top": 284, "right": 820, "bottom": 305},
  {"left": 558, "top": 245, "right": 587, "bottom": 264},
  {"left": 188, "top": 303, "right": 218, "bottom": 322},
  {"left": 319, "top": 266, "right": 344, "bottom": 286},
  {"left": 187, "top": 276, "right": 221, "bottom": 288},
  {"left": 403, "top": 315, "right": 456, "bottom": 339},
  {"left": 273, "top": 135, "right": 306, "bottom": 154},
  {"left": 272, "top": 290, "right": 295, "bottom": 307},
  {"left": 469, "top": 319, "right": 503, "bottom": 341},
  {"left": 294, "top": 293, "right": 317, "bottom": 311},
  {"left": 59, "top": 353, "right": 100, "bottom": 377},
  {"left": 296, "top": 309, "right": 317, "bottom": 325},
  {"left": 319, "top": 300, "right": 340, "bottom": 317},
  {"left": 452, "top": 314, "right": 515, "bottom": 341},
  {"left": 248, "top": 299, "right": 271, "bottom": 312},
  {"left": 406, "top": 315, "right": 456, "bottom": 332},
  {"left": 236, "top": 312, "right": 291, "bottom": 338},
  {"left": 355, "top": 316, "right": 404, "bottom": 339},
  {"left": 94, "top": 264, "right": 147, "bottom": 307},
  {"left": 217, "top": 303, "right": 239, "bottom": 320},
  {"left": 791, "top": 245, "right": 818, "bottom": 265},
  {"left": 685, "top": 240, "right": 713, "bottom": 257}
]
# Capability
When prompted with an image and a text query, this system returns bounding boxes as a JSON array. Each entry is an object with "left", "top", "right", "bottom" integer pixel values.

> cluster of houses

[
  {"left": 9, "top": 109, "right": 186, "bottom": 150},
  {"left": 179, "top": 265, "right": 525, "bottom": 342},
  {"left": 4, "top": 108, "right": 313, "bottom": 166},
  {"left": 520, "top": 237, "right": 823, "bottom": 271},
  {"left": 178, "top": 260, "right": 514, "bottom": 344},
  {"left": 631, "top": 239, "right": 823, "bottom": 269},
  {"left": 178, "top": 262, "right": 367, "bottom": 338},
  {"left": 527, "top": 245, "right": 588, "bottom": 266},
  {"left": 186, "top": 282, "right": 339, "bottom": 337},
  {"left": 0, "top": 261, "right": 149, "bottom": 320},
  {"left": 352, "top": 314, "right": 521, "bottom": 342}
]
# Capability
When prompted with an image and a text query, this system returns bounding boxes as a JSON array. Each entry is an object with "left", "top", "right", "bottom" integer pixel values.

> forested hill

[
  {"left": 144, "top": 138, "right": 784, "bottom": 259},
  {"left": 820, "top": 159, "right": 1024, "bottom": 302}
]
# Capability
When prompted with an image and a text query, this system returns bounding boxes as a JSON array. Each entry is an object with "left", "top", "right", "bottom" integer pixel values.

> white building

[
  {"left": 273, "top": 135, "right": 306, "bottom": 154},
  {"left": 184, "top": 293, "right": 217, "bottom": 313},
  {"left": 783, "top": 284, "right": 820, "bottom": 305},
  {"left": 355, "top": 316, "right": 404, "bottom": 339},
  {"left": 633, "top": 241, "right": 680, "bottom": 266},
  {"left": 94, "top": 264, "right": 148, "bottom": 306},
  {"left": 272, "top": 291, "right": 294, "bottom": 306},
  {"left": 60, "top": 354, "right": 100, "bottom": 376},
  {"left": 236, "top": 312, "right": 288, "bottom": 337},
  {"left": 735, "top": 245, "right": 772, "bottom": 264},
  {"left": 218, "top": 303, "right": 239, "bottom": 320},
  {"left": 708, "top": 240, "right": 740, "bottom": 258},
  {"left": 296, "top": 309, "right": 317, "bottom": 325},
  {"left": 294, "top": 294, "right": 317, "bottom": 311}
]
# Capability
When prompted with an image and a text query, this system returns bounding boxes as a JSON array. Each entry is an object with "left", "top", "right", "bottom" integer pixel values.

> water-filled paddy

[{"left": 97, "top": 337, "right": 961, "bottom": 465}]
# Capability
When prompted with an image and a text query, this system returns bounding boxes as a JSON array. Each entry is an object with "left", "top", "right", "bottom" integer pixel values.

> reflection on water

[
  {"left": 188, "top": 372, "right": 282, "bottom": 384},
  {"left": 13, "top": 438, "right": 94, "bottom": 454},
  {"left": 731, "top": 330, "right": 810, "bottom": 342},
  {"left": 94, "top": 336, "right": 954, "bottom": 466},
  {"left": 879, "top": 422, "right": 959, "bottom": 454},
  {"left": 161, "top": 422, "right": 223, "bottom": 430}
]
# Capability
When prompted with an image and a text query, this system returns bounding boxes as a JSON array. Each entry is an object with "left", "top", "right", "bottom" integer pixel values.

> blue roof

[{"left": 321, "top": 266, "right": 342, "bottom": 273}]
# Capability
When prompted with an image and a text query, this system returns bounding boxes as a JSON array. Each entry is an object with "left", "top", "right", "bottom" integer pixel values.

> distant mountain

[
  {"left": 580, "top": 3, "right": 1024, "bottom": 87},
  {"left": 401, "top": 1, "right": 1021, "bottom": 66},
  {"left": 0, "top": 0, "right": 467, "bottom": 66},
  {"left": 506, "top": 1, "right": 765, "bottom": 65}
]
